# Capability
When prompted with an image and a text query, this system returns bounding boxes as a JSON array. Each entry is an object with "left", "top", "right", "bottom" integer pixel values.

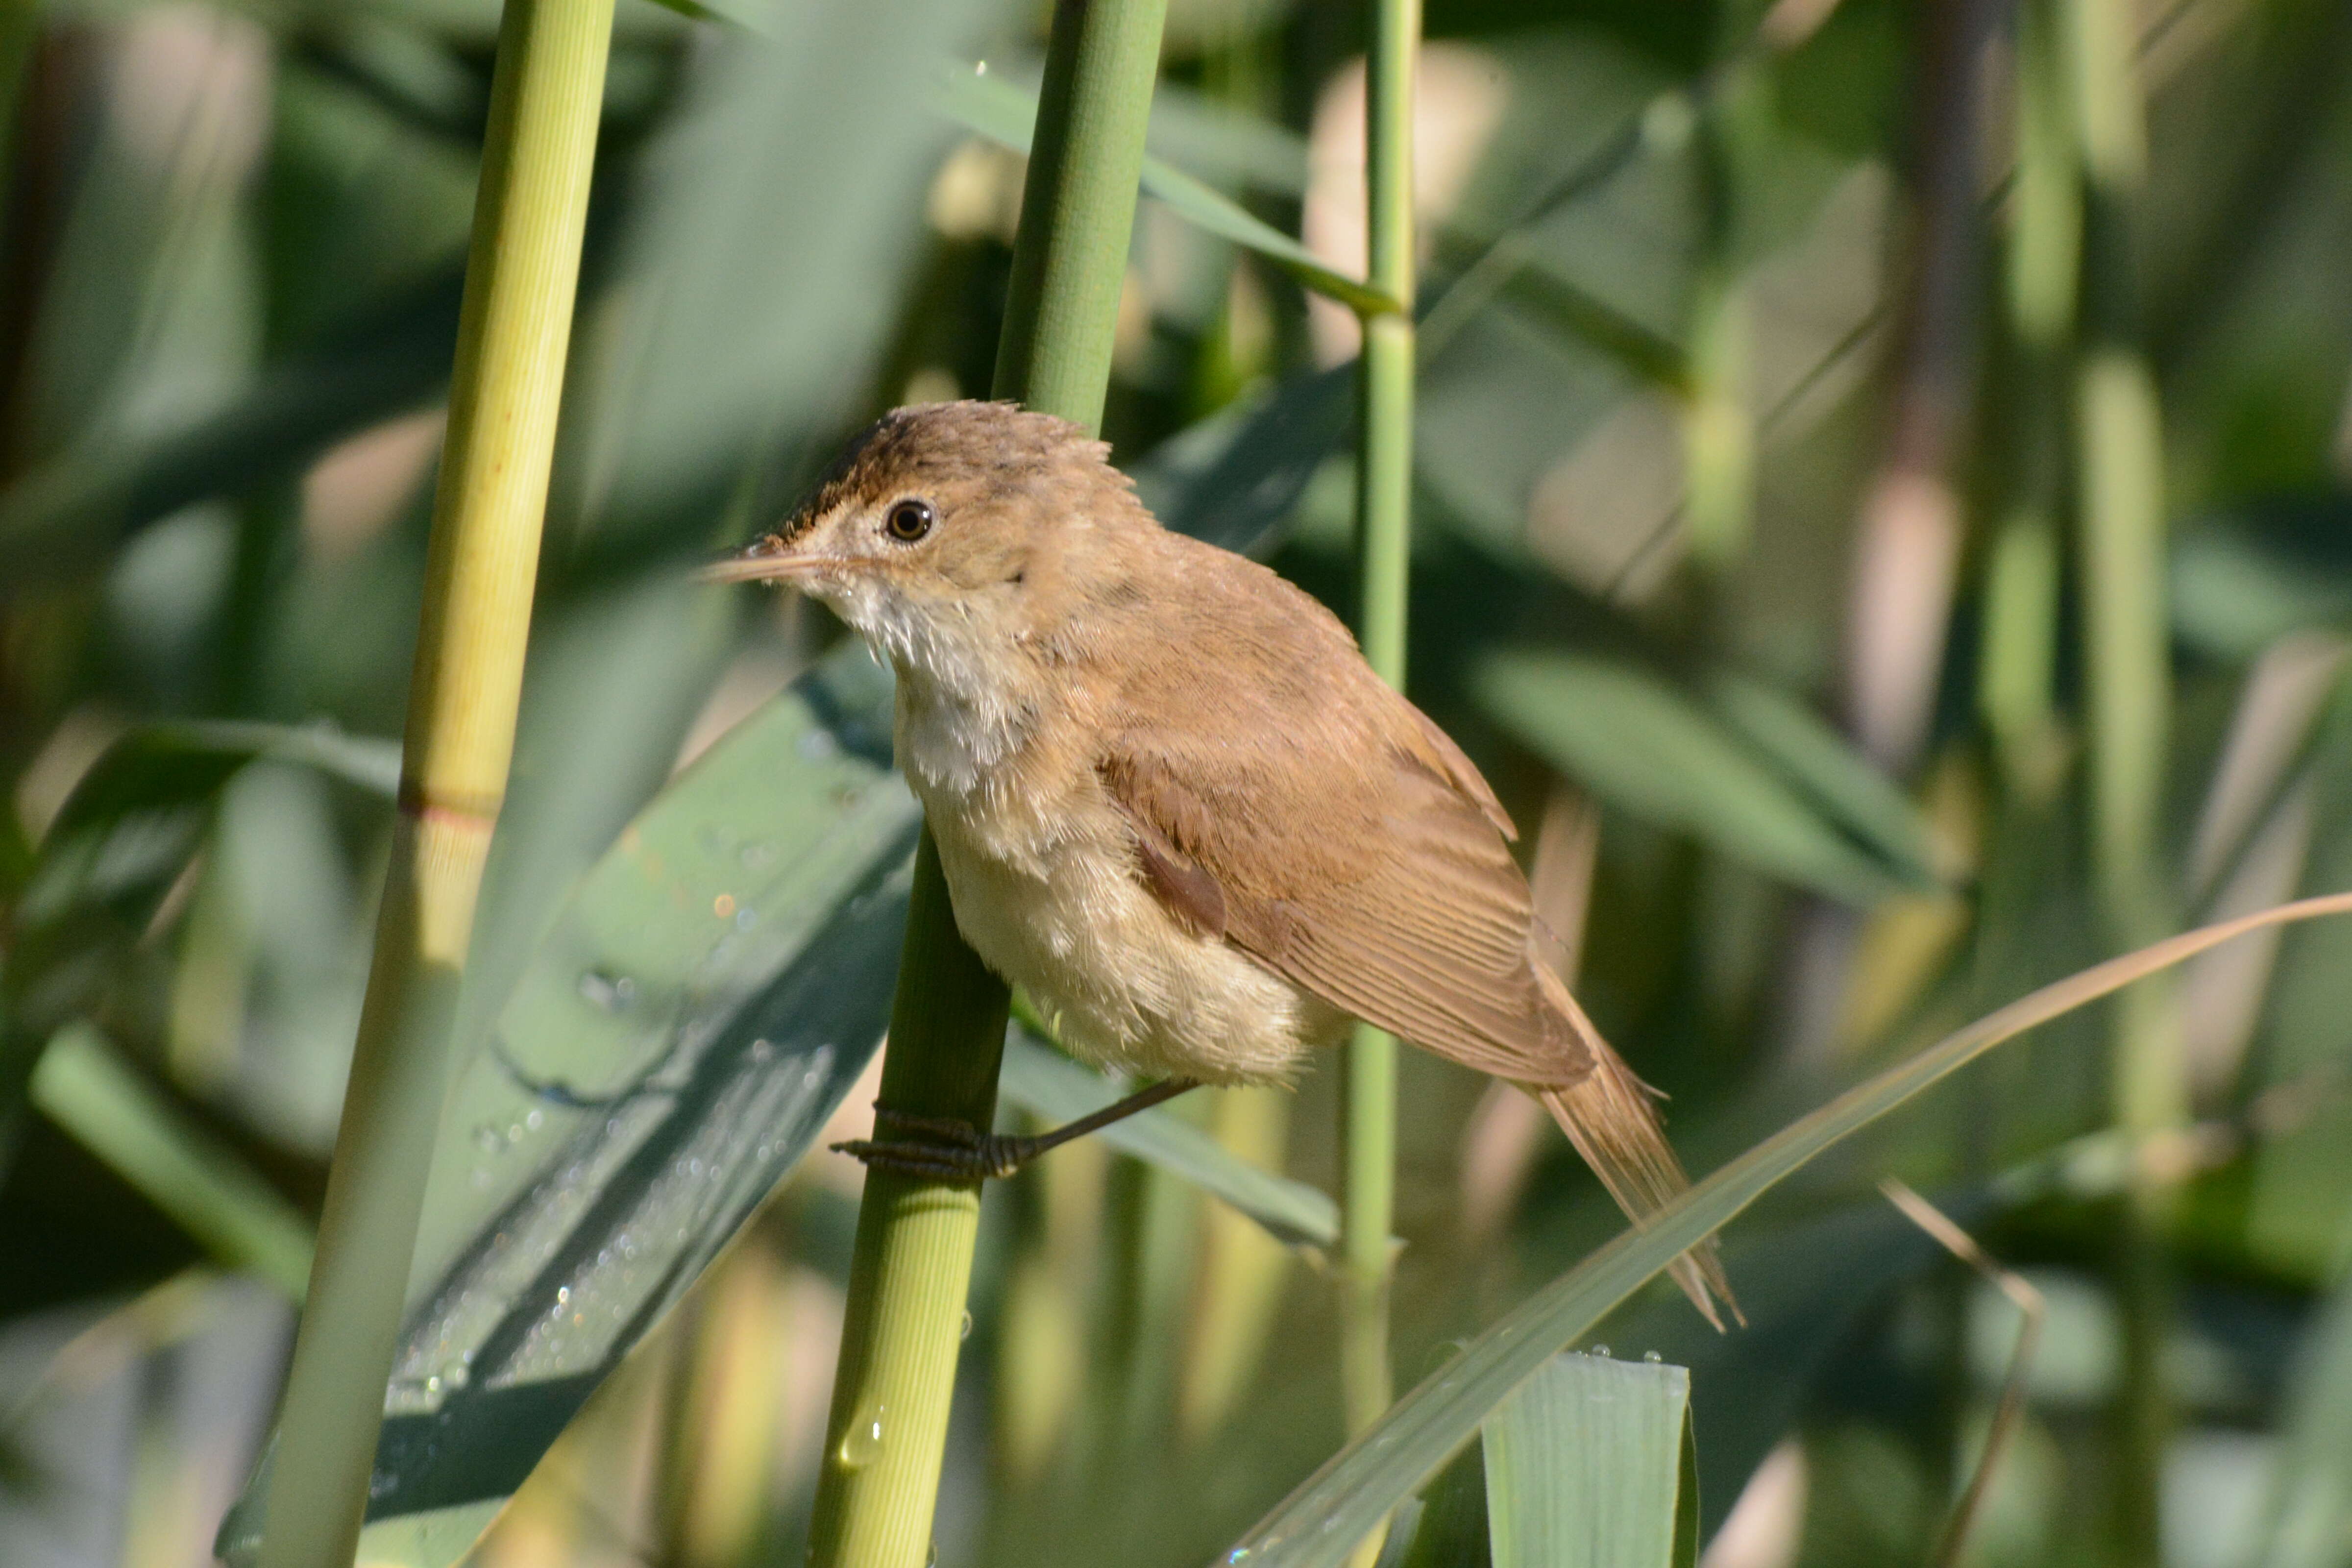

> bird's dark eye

[{"left": 884, "top": 499, "right": 934, "bottom": 542}]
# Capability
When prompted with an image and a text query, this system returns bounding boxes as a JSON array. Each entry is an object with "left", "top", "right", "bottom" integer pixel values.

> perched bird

[{"left": 707, "top": 400, "right": 1734, "bottom": 1325}]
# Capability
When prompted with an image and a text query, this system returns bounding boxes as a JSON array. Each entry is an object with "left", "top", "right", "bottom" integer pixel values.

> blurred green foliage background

[{"left": 4, "top": 0, "right": 2352, "bottom": 1564}]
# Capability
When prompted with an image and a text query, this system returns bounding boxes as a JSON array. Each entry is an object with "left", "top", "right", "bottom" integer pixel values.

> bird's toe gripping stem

[{"left": 832, "top": 1108, "right": 1040, "bottom": 1182}]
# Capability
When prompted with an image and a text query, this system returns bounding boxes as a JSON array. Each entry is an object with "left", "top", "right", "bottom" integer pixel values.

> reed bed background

[{"left": 3, "top": 0, "right": 2352, "bottom": 1566}]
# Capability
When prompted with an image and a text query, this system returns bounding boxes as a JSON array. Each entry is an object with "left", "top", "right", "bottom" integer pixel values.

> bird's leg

[{"left": 833, "top": 1078, "right": 1200, "bottom": 1181}]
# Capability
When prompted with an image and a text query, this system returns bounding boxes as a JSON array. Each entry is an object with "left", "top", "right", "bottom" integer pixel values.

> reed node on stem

[{"left": 254, "top": 2, "right": 616, "bottom": 1566}]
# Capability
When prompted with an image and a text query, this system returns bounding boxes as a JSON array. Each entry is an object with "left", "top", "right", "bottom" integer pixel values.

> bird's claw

[{"left": 831, "top": 1107, "right": 1037, "bottom": 1181}]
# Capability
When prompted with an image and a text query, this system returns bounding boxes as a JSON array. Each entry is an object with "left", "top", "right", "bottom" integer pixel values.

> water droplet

[
  {"left": 1590, "top": 1344, "right": 1611, "bottom": 1358},
  {"left": 472, "top": 1125, "right": 504, "bottom": 1153},
  {"left": 555, "top": 1286, "right": 571, "bottom": 1305},
  {"left": 524, "top": 1108, "right": 543, "bottom": 1130},
  {"left": 925, "top": 1544, "right": 937, "bottom": 1567},
  {"left": 959, "top": 1310, "right": 974, "bottom": 1342},
  {"left": 578, "top": 969, "right": 637, "bottom": 1012},
  {"left": 797, "top": 730, "right": 839, "bottom": 761},
  {"left": 441, "top": 1361, "right": 471, "bottom": 1389},
  {"left": 749, "top": 1037, "right": 776, "bottom": 1063},
  {"left": 1643, "top": 1350, "right": 1663, "bottom": 1363},
  {"left": 735, "top": 906, "right": 759, "bottom": 930},
  {"left": 838, "top": 1401, "right": 886, "bottom": 1468}
]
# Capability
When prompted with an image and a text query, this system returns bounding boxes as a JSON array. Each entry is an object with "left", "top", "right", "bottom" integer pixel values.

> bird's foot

[{"left": 832, "top": 1108, "right": 1039, "bottom": 1182}]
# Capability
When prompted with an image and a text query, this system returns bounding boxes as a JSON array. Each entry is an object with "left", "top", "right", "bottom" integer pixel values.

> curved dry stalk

[{"left": 1878, "top": 1179, "right": 2047, "bottom": 1568}]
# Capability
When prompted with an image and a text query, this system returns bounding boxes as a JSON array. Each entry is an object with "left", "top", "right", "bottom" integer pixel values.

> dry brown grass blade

[{"left": 1879, "top": 1179, "right": 2046, "bottom": 1568}]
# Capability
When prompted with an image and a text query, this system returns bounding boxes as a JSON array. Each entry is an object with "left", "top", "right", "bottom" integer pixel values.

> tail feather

[{"left": 1532, "top": 972, "right": 1741, "bottom": 1330}]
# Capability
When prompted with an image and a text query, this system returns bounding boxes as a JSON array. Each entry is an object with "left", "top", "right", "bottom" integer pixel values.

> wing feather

[
  {"left": 1092, "top": 539, "right": 1588, "bottom": 1088},
  {"left": 1088, "top": 530, "right": 1737, "bottom": 1324}
]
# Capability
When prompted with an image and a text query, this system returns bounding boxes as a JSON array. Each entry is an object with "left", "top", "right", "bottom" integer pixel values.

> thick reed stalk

[
  {"left": 253, "top": 2, "right": 615, "bottom": 1566},
  {"left": 2063, "top": 0, "right": 2177, "bottom": 1554},
  {"left": 1340, "top": 0, "right": 1418, "bottom": 1460},
  {"left": 803, "top": 5, "right": 1167, "bottom": 1566}
]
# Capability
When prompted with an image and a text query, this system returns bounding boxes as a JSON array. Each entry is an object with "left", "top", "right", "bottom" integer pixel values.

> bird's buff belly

[{"left": 923, "top": 808, "right": 1339, "bottom": 1085}]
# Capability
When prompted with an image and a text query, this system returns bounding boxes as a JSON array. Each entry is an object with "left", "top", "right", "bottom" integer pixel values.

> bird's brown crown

[{"left": 767, "top": 400, "right": 1132, "bottom": 552}]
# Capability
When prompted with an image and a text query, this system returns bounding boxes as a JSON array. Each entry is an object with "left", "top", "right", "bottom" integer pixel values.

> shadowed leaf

[
  {"left": 216, "top": 648, "right": 917, "bottom": 1567},
  {"left": 1472, "top": 648, "right": 1906, "bottom": 905}
]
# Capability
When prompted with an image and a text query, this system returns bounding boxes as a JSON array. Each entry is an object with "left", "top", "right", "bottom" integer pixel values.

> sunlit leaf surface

[{"left": 1482, "top": 1352, "right": 1690, "bottom": 1568}]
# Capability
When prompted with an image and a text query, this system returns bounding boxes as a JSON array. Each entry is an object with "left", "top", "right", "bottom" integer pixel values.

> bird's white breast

[{"left": 892, "top": 669, "right": 1332, "bottom": 1085}]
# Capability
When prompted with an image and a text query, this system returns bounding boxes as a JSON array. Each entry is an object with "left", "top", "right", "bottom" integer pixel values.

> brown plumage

[{"left": 711, "top": 400, "right": 1736, "bottom": 1326}]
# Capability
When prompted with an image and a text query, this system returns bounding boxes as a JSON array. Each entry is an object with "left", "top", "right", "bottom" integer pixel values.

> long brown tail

[{"left": 1531, "top": 970, "right": 1742, "bottom": 1330}]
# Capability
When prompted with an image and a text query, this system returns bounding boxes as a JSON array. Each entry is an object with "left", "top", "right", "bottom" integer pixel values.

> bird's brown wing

[
  {"left": 1091, "top": 545, "right": 1591, "bottom": 1089},
  {"left": 1092, "top": 536, "right": 1737, "bottom": 1325}
]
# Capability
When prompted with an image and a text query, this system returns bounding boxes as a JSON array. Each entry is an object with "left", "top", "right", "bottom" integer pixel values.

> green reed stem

[
  {"left": 2062, "top": 0, "right": 2178, "bottom": 1554},
  {"left": 1341, "top": 0, "right": 1419, "bottom": 1478},
  {"left": 1981, "top": 0, "right": 2076, "bottom": 798},
  {"left": 1679, "top": 58, "right": 1764, "bottom": 572},
  {"left": 253, "top": 2, "right": 613, "bottom": 1566},
  {"left": 804, "top": 5, "right": 1168, "bottom": 1566}
]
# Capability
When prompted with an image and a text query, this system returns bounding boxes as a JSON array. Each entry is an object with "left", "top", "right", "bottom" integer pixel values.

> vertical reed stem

[
  {"left": 804, "top": 5, "right": 1168, "bottom": 1566},
  {"left": 1341, "top": 0, "right": 1418, "bottom": 1499},
  {"left": 254, "top": 2, "right": 614, "bottom": 1565},
  {"left": 1981, "top": 0, "right": 2077, "bottom": 799},
  {"left": 2064, "top": 0, "right": 2177, "bottom": 1554},
  {"left": 1680, "top": 58, "right": 1761, "bottom": 574}
]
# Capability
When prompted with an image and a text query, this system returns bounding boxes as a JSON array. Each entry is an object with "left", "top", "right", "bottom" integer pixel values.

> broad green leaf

[
  {"left": 30, "top": 1023, "right": 316, "bottom": 1299},
  {"left": 1141, "top": 79, "right": 1309, "bottom": 197},
  {"left": 1673, "top": 1410, "right": 1700, "bottom": 1568},
  {"left": 1000, "top": 1032, "right": 1339, "bottom": 1250},
  {"left": 451, "top": 577, "right": 736, "bottom": 1082},
  {"left": 1705, "top": 673, "right": 1942, "bottom": 890},
  {"left": 1483, "top": 1352, "right": 1691, "bottom": 1568},
  {"left": 1216, "top": 891, "right": 2352, "bottom": 1568},
  {"left": 1471, "top": 649, "right": 1904, "bottom": 905},
  {"left": 933, "top": 67, "right": 1399, "bottom": 317},
  {"left": 215, "top": 649, "right": 917, "bottom": 1567}
]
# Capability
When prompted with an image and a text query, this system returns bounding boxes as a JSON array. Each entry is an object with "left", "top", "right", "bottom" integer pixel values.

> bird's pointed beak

[{"left": 699, "top": 538, "right": 822, "bottom": 586}]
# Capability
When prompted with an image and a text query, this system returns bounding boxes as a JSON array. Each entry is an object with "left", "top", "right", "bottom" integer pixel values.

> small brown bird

[{"left": 709, "top": 400, "right": 1733, "bottom": 1325}]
